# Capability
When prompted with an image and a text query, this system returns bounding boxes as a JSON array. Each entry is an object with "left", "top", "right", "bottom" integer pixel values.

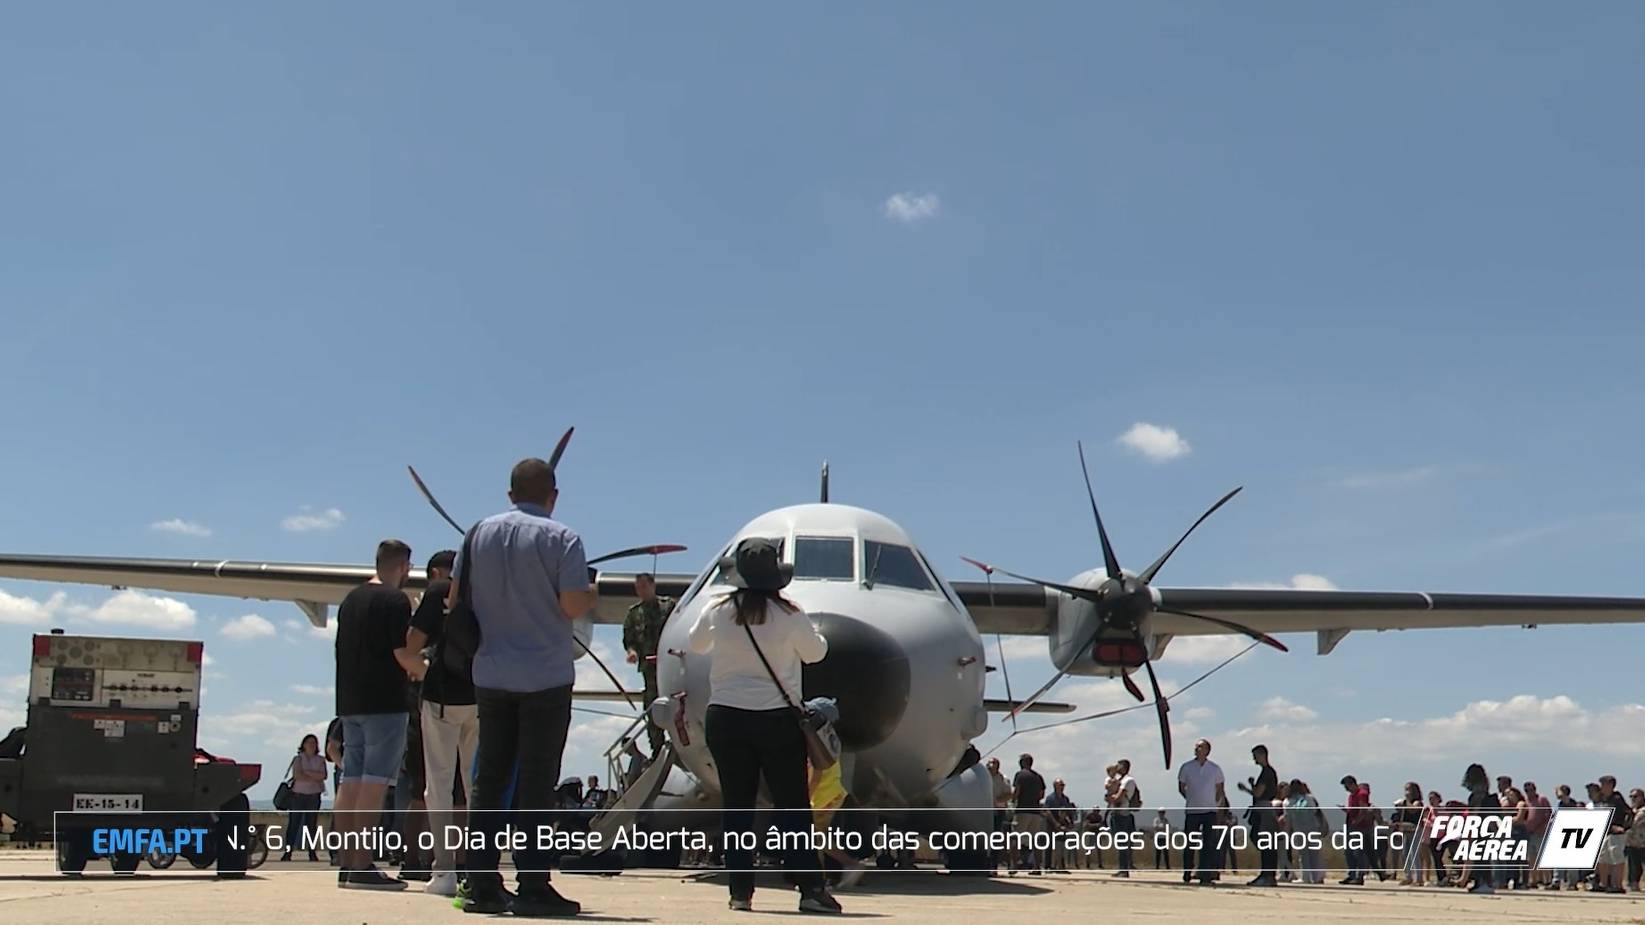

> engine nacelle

[{"left": 1047, "top": 569, "right": 1154, "bottom": 678}]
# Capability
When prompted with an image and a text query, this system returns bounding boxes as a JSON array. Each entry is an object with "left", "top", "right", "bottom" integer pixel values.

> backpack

[
  {"left": 436, "top": 525, "right": 482, "bottom": 684},
  {"left": 1130, "top": 784, "right": 1143, "bottom": 810}
]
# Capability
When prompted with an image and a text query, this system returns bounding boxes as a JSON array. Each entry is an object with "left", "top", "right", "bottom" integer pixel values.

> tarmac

[{"left": 1, "top": 852, "right": 1641, "bottom": 925}]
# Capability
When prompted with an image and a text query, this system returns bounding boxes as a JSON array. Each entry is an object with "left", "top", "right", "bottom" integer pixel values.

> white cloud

[
  {"left": 1159, "top": 635, "right": 1252, "bottom": 666},
  {"left": 574, "top": 641, "right": 631, "bottom": 694},
  {"left": 290, "top": 684, "right": 335, "bottom": 698},
  {"left": 1340, "top": 466, "right": 1440, "bottom": 490},
  {"left": 309, "top": 620, "right": 338, "bottom": 641},
  {"left": 0, "top": 588, "right": 65, "bottom": 625},
  {"left": 221, "top": 614, "right": 277, "bottom": 640},
  {"left": 1258, "top": 696, "right": 1318, "bottom": 722},
  {"left": 1230, "top": 574, "right": 1339, "bottom": 591},
  {"left": 281, "top": 506, "right": 345, "bottom": 533},
  {"left": 995, "top": 636, "right": 1047, "bottom": 661},
  {"left": 1183, "top": 707, "right": 1215, "bottom": 721},
  {"left": 283, "top": 619, "right": 303, "bottom": 633},
  {"left": 1117, "top": 422, "right": 1191, "bottom": 462},
  {"left": 882, "top": 192, "right": 940, "bottom": 223},
  {"left": 68, "top": 590, "right": 196, "bottom": 630},
  {"left": 1, "top": 674, "right": 27, "bottom": 698},
  {"left": 1224, "top": 694, "right": 1645, "bottom": 767},
  {"left": 150, "top": 518, "right": 211, "bottom": 537}
]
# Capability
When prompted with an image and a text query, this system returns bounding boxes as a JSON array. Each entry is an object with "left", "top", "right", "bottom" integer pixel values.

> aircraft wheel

[
  {"left": 111, "top": 851, "right": 142, "bottom": 874},
  {"left": 147, "top": 846, "right": 177, "bottom": 869}
]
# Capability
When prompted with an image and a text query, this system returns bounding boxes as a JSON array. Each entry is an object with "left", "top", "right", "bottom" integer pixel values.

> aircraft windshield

[
  {"left": 793, "top": 536, "right": 854, "bottom": 581},
  {"left": 863, "top": 541, "right": 934, "bottom": 592}
]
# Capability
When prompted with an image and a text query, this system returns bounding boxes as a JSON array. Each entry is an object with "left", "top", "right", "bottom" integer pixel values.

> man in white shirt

[
  {"left": 1110, "top": 759, "right": 1140, "bottom": 878},
  {"left": 1177, "top": 738, "right": 1227, "bottom": 886}
]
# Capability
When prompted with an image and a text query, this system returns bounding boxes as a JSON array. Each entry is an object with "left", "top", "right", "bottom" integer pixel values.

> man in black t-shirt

[
  {"left": 1241, "top": 744, "right": 1280, "bottom": 886},
  {"left": 1013, "top": 754, "right": 1048, "bottom": 874},
  {"left": 404, "top": 549, "right": 477, "bottom": 897},
  {"left": 333, "top": 539, "right": 423, "bottom": 890}
]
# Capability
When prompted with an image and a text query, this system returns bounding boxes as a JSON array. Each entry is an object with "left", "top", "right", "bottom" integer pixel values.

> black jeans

[
  {"left": 1109, "top": 812, "right": 1135, "bottom": 871},
  {"left": 467, "top": 684, "right": 572, "bottom": 896},
  {"left": 1182, "top": 811, "right": 1221, "bottom": 881},
  {"left": 1250, "top": 807, "right": 1277, "bottom": 878},
  {"left": 1627, "top": 846, "right": 1643, "bottom": 887},
  {"left": 705, "top": 704, "right": 823, "bottom": 899},
  {"left": 284, "top": 792, "right": 322, "bottom": 856}
]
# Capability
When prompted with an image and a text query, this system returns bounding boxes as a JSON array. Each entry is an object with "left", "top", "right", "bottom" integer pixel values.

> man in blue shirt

[{"left": 452, "top": 458, "right": 595, "bottom": 917}]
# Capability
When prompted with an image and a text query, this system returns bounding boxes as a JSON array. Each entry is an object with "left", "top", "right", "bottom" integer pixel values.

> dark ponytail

[{"left": 726, "top": 588, "right": 797, "bottom": 626}]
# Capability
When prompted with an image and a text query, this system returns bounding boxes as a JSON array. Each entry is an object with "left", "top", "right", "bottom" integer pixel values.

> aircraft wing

[
  {"left": 955, "top": 579, "right": 1645, "bottom": 653},
  {"left": 0, "top": 553, "right": 696, "bottom": 629}
]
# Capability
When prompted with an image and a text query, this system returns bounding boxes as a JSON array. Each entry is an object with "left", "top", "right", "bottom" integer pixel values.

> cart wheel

[
  {"left": 111, "top": 851, "right": 142, "bottom": 874},
  {"left": 57, "top": 830, "right": 90, "bottom": 875},
  {"left": 147, "top": 846, "right": 178, "bottom": 869}
]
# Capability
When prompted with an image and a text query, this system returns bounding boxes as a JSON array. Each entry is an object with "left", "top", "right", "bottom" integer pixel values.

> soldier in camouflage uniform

[{"left": 622, "top": 573, "right": 675, "bottom": 758}]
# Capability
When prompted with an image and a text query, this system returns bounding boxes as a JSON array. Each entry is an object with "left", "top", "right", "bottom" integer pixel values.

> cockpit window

[
  {"left": 793, "top": 536, "right": 854, "bottom": 581},
  {"left": 863, "top": 542, "right": 935, "bottom": 592},
  {"left": 708, "top": 538, "right": 788, "bottom": 588}
]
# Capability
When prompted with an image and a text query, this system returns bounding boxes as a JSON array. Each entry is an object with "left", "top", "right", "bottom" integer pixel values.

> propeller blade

[
  {"left": 1158, "top": 608, "right": 1289, "bottom": 652},
  {"left": 548, "top": 426, "right": 574, "bottom": 471},
  {"left": 576, "top": 637, "right": 637, "bottom": 708},
  {"left": 1143, "top": 658, "right": 1172, "bottom": 769},
  {"left": 959, "top": 558, "right": 1104, "bottom": 605},
  {"left": 1007, "top": 670, "right": 1068, "bottom": 722},
  {"left": 1137, "top": 487, "right": 1244, "bottom": 585},
  {"left": 1012, "top": 642, "right": 1257, "bottom": 736},
  {"left": 1076, "top": 441, "right": 1123, "bottom": 581},
  {"left": 408, "top": 466, "right": 465, "bottom": 536},
  {"left": 1121, "top": 671, "right": 1145, "bottom": 703},
  {"left": 995, "top": 635, "right": 1019, "bottom": 733},
  {"left": 588, "top": 544, "right": 688, "bottom": 566}
]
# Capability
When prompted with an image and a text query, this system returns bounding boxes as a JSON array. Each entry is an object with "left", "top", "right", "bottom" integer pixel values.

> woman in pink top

[{"left": 280, "top": 734, "right": 328, "bottom": 862}]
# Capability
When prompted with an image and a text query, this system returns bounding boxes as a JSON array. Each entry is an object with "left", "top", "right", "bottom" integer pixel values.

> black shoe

[
  {"left": 512, "top": 885, "right": 581, "bottom": 917},
  {"left": 307, "top": 852, "right": 319, "bottom": 863},
  {"left": 799, "top": 889, "right": 842, "bottom": 914},
  {"left": 1249, "top": 876, "right": 1277, "bottom": 887},
  {"left": 342, "top": 868, "right": 409, "bottom": 891},
  {"left": 461, "top": 887, "right": 513, "bottom": 915},
  {"left": 280, "top": 852, "right": 292, "bottom": 863},
  {"left": 1183, "top": 872, "right": 1193, "bottom": 883}
]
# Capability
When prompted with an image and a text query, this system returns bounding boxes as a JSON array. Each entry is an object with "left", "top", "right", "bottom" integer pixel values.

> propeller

[
  {"left": 588, "top": 544, "right": 688, "bottom": 567},
  {"left": 403, "top": 427, "right": 684, "bottom": 710},
  {"left": 962, "top": 441, "right": 1286, "bottom": 768}
]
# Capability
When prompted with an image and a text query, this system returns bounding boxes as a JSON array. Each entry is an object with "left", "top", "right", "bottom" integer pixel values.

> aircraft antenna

[{"left": 820, "top": 461, "right": 830, "bottom": 503}]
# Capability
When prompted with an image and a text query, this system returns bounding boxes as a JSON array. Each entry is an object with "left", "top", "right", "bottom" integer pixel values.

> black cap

[{"left": 719, "top": 537, "right": 794, "bottom": 591}]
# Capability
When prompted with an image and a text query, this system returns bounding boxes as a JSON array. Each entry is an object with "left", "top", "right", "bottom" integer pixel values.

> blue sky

[{"left": 3, "top": 3, "right": 1643, "bottom": 811}]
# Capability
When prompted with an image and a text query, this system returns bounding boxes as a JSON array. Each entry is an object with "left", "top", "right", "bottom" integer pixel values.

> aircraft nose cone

[{"left": 802, "top": 612, "right": 911, "bottom": 750}]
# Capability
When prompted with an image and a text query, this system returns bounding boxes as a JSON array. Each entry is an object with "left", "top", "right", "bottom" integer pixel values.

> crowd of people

[{"left": 983, "top": 739, "right": 1645, "bottom": 895}]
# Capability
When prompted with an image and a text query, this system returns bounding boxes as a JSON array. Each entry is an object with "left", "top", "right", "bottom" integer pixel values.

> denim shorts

[{"left": 340, "top": 712, "right": 409, "bottom": 786}]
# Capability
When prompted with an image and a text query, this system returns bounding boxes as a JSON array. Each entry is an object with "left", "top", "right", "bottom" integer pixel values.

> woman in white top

[{"left": 688, "top": 537, "right": 838, "bottom": 915}]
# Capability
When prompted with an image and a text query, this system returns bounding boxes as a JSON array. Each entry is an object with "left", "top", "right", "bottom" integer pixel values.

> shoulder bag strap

[{"left": 741, "top": 618, "right": 801, "bottom": 713}]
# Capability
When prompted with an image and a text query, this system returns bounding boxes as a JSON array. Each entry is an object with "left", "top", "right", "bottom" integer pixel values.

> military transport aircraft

[{"left": 5, "top": 442, "right": 1645, "bottom": 871}]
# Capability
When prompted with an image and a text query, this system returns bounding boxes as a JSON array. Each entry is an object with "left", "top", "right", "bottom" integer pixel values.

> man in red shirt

[{"left": 1340, "top": 776, "right": 1373, "bottom": 885}]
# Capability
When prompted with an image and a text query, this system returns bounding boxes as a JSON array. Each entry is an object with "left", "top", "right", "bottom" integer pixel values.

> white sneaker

[{"left": 424, "top": 872, "right": 459, "bottom": 896}]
